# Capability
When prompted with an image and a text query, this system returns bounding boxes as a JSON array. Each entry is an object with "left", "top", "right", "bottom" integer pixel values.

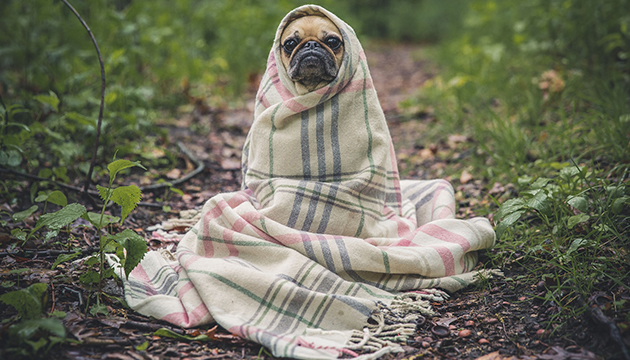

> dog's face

[{"left": 280, "top": 15, "right": 344, "bottom": 92}]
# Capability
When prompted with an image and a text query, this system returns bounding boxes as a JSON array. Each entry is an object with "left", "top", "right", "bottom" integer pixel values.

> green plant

[
  {"left": 0, "top": 283, "right": 67, "bottom": 357},
  {"left": 494, "top": 163, "right": 629, "bottom": 314},
  {"left": 31, "top": 159, "right": 148, "bottom": 313}
]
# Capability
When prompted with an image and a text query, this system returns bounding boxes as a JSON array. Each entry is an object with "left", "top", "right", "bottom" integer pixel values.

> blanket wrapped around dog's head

[
  {"left": 119, "top": 5, "right": 497, "bottom": 359},
  {"left": 243, "top": 4, "right": 419, "bottom": 240}
]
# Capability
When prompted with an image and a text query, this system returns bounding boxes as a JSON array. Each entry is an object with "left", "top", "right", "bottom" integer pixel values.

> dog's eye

[
  {"left": 326, "top": 37, "right": 342, "bottom": 50},
  {"left": 283, "top": 39, "right": 298, "bottom": 54}
]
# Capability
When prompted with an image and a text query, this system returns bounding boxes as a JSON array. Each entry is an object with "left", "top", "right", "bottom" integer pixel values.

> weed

[
  {"left": 29, "top": 159, "right": 148, "bottom": 314},
  {"left": 0, "top": 283, "right": 68, "bottom": 357}
]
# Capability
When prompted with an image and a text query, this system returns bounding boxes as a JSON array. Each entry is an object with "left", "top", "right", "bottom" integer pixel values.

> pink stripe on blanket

[
  {"left": 382, "top": 206, "right": 413, "bottom": 238},
  {"left": 283, "top": 98, "right": 309, "bottom": 113},
  {"left": 162, "top": 302, "right": 210, "bottom": 328},
  {"left": 432, "top": 246, "right": 456, "bottom": 276},
  {"left": 257, "top": 91, "right": 271, "bottom": 109},
  {"left": 177, "top": 279, "right": 196, "bottom": 298},
  {"left": 315, "top": 78, "right": 374, "bottom": 95},
  {"left": 430, "top": 180, "right": 456, "bottom": 220},
  {"left": 240, "top": 210, "right": 283, "bottom": 244},
  {"left": 420, "top": 223, "right": 472, "bottom": 271},
  {"left": 421, "top": 224, "right": 472, "bottom": 252},
  {"left": 129, "top": 264, "right": 156, "bottom": 295},
  {"left": 389, "top": 238, "right": 417, "bottom": 247},
  {"left": 221, "top": 227, "right": 240, "bottom": 257},
  {"left": 271, "top": 231, "right": 326, "bottom": 246}
]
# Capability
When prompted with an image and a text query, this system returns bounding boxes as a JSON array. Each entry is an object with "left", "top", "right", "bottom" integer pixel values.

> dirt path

[{"left": 1, "top": 44, "right": 615, "bottom": 359}]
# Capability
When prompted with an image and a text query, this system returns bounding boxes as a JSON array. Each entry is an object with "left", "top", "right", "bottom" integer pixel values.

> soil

[{"left": 1, "top": 43, "right": 627, "bottom": 360}]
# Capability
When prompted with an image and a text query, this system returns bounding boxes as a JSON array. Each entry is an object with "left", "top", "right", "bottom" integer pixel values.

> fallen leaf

[
  {"left": 460, "top": 170, "right": 474, "bottom": 184},
  {"left": 418, "top": 148, "right": 435, "bottom": 161},
  {"left": 488, "top": 182, "right": 505, "bottom": 195},
  {"left": 166, "top": 168, "right": 182, "bottom": 179},
  {"left": 448, "top": 134, "right": 468, "bottom": 148}
]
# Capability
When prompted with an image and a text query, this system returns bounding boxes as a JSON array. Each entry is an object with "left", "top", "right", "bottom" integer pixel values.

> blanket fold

[{"left": 120, "top": 5, "right": 496, "bottom": 359}]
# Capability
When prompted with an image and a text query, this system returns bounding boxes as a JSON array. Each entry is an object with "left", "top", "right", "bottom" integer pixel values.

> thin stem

[{"left": 59, "top": 0, "right": 105, "bottom": 194}]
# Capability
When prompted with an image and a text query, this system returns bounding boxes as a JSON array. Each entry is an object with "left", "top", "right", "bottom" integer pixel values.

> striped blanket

[{"left": 120, "top": 5, "right": 496, "bottom": 359}]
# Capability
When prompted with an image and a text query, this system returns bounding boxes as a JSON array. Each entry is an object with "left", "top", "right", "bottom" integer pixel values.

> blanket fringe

[{"left": 345, "top": 289, "right": 449, "bottom": 354}]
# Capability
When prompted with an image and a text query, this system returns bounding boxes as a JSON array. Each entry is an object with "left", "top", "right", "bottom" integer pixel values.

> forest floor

[{"left": 1, "top": 43, "right": 623, "bottom": 359}]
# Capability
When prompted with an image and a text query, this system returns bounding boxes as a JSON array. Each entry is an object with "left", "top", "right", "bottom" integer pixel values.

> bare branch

[{"left": 59, "top": 0, "right": 106, "bottom": 195}]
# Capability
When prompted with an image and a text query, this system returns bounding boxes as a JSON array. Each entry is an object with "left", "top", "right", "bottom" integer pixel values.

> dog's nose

[{"left": 303, "top": 40, "right": 321, "bottom": 49}]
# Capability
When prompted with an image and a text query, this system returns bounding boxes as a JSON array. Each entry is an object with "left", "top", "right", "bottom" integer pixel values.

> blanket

[{"left": 120, "top": 5, "right": 496, "bottom": 359}]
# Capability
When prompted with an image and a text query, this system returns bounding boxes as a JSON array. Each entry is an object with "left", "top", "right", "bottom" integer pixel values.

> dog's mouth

[{"left": 290, "top": 49, "right": 337, "bottom": 83}]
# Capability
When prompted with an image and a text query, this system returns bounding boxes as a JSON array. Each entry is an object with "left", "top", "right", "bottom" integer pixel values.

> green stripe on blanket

[{"left": 118, "top": 5, "right": 497, "bottom": 359}]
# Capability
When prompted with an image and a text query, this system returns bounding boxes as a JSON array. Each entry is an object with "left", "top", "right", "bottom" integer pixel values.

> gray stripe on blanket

[
  {"left": 300, "top": 110, "right": 311, "bottom": 179},
  {"left": 316, "top": 102, "right": 327, "bottom": 181}
]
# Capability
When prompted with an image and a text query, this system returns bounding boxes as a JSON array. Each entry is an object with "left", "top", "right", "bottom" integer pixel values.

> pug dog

[{"left": 280, "top": 15, "right": 344, "bottom": 92}]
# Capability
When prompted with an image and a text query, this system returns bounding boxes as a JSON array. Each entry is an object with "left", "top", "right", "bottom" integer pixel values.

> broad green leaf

[
  {"left": 495, "top": 198, "right": 526, "bottom": 219},
  {"left": 84, "top": 256, "right": 100, "bottom": 267},
  {"left": 51, "top": 252, "right": 81, "bottom": 270},
  {"left": 606, "top": 185, "right": 625, "bottom": 199},
  {"left": 566, "top": 238, "right": 588, "bottom": 255},
  {"left": 107, "top": 159, "right": 146, "bottom": 183},
  {"left": 96, "top": 185, "right": 113, "bottom": 203},
  {"left": 530, "top": 177, "right": 552, "bottom": 189},
  {"left": 90, "top": 303, "right": 109, "bottom": 316},
  {"left": 79, "top": 270, "right": 100, "bottom": 284},
  {"left": 44, "top": 229, "right": 60, "bottom": 242},
  {"left": 8, "top": 268, "right": 30, "bottom": 275},
  {"left": 38, "top": 168, "right": 53, "bottom": 179},
  {"left": 82, "top": 211, "right": 120, "bottom": 229},
  {"left": 0, "top": 283, "right": 47, "bottom": 320},
  {"left": 136, "top": 341, "right": 149, "bottom": 351},
  {"left": 567, "top": 214, "right": 590, "bottom": 229},
  {"left": 567, "top": 196, "right": 588, "bottom": 213},
  {"left": 517, "top": 175, "right": 533, "bottom": 186},
  {"left": 110, "top": 229, "right": 147, "bottom": 278},
  {"left": 65, "top": 111, "right": 95, "bottom": 126},
  {"left": 51, "top": 310, "right": 67, "bottom": 319},
  {"left": 612, "top": 196, "right": 628, "bottom": 214},
  {"left": 0, "top": 150, "right": 8, "bottom": 166},
  {"left": 105, "top": 92, "right": 118, "bottom": 105},
  {"left": 53, "top": 167, "right": 70, "bottom": 183},
  {"left": 33, "top": 91, "right": 60, "bottom": 112},
  {"left": 5, "top": 121, "right": 31, "bottom": 132},
  {"left": 153, "top": 327, "right": 210, "bottom": 341},
  {"left": 33, "top": 203, "right": 86, "bottom": 233},
  {"left": 35, "top": 190, "right": 68, "bottom": 207},
  {"left": 7, "top": 149, "right": 22, "bottom": 167},
  {"left": 527, "top": 191, "right": 552, "bottom": 216},
  {"left": 559, "top": 166, "right": 581, "bottom": 180},
  {"left": 111, "top": 185, "right": 142, "bottom": 223},
  {"left": 496, "top": 210, "right": 526, "bottom": 238},
  {"left": 12, "top": 205, "right": 38, "bottom": 222}
]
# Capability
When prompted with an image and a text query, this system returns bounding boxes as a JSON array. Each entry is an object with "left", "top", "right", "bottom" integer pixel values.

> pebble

[
  {"left": 536, "top": 329, "right": 546, "bottom": 337},
  {"left": 464, "top": 320, "right": 475, "bottom": 327},
  {"left": 458, "top": 329, "right": 472, "bottom": 337},
  {"left": 479, "top": 338, "right": 490, "bottom": 345},
  {"left": 485, "top": 318, "right": 499, "bottom": 324},
  {"left": 449, "top": 325, "right": 457, "bottom": 330},
  {"left": 422, "top": 341, "right": 431, "bottom": 348}
]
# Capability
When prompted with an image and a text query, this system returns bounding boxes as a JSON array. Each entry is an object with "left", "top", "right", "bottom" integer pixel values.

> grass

[{"left": 399, "top": 0, "right": 630, "bottom": 350}]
